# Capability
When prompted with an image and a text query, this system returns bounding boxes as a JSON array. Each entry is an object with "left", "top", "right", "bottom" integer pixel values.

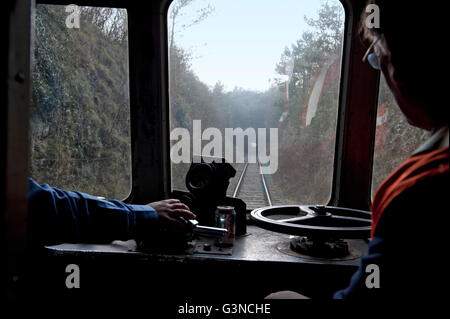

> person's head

[{"left": 360, "top": 1, "right": 448, "bottom": 130}]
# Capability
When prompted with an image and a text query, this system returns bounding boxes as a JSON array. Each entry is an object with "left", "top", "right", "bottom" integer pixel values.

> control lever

[{"left": 178, "top": 216, "right": 228, "bottom": 237}]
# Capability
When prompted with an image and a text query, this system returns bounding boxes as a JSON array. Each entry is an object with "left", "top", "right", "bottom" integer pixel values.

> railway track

[{"left": 228, "top": 162, "right": 273, "bottom": 209}]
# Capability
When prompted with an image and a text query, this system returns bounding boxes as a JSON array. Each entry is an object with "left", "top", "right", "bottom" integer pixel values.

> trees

[
  {"left": 271, "top": 2, "right": 344, "bottom": 204},
  {"left": 81, "top": 7, "right": 128, "bottom": 45},
  {"left": 31, "top": 5, "right": 131, "bottom": 199},
  {"left": 31, "top": 1, "right": 425, "bottom": 204},
  {"left": 371, "top": 75, "right": 429, "bottom": 195},
  {"left": 167, "top": 1, "right": 346, "bottom": 201}
]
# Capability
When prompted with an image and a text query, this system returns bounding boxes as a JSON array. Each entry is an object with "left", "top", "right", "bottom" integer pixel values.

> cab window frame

[{"left": 33, "top": 0, "right": 380, "bottom": 210}]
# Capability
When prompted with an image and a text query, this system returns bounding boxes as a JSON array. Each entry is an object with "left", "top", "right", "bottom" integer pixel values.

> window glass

[
  {"left": 30, "top": 4, "right": 131, "bottom": 199},
  {"left": 168, "top": 0, "right": 345, "bottom": 208},
  {"left": 371, "top": 74, "right": 429, "bottom": 195}
]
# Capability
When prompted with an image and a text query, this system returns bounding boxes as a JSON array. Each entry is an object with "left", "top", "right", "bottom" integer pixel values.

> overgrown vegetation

[
  {"left": 169, "top": 0, "right": 427, "bottom": 204},
  {"left": 31, "top": 5, "right": 130, "bottom": 199},
  {"left": 371, "top": 76, "right": 429, "bottom": 194},
  {"left": 30, "top": 1, "right": 427, "bottom": 204},
  {"left": 169, "top": 2, "right": 344, "bottom": 204}
]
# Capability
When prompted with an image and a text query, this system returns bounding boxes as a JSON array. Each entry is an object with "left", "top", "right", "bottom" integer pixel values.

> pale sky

[{"left": 169, "top": 0, "right": 341, "bottom": 92}]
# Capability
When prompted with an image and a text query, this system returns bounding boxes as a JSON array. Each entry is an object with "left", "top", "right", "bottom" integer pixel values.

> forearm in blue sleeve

[
  {"left": 27, "top": 178, "right": 158, "bottom": 246},
  {"left": 333, "top": 236, "right": 385, "bottom": 299}
]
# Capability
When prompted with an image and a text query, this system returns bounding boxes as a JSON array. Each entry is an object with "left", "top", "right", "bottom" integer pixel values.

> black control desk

[{"left": 43, "top": 226, "right": 367, "bottom": 299}]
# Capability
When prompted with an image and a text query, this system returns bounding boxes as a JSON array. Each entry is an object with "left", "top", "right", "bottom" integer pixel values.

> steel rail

[
  {"left": 232, "top": 162, "right": 249, "bottom": 198},
  {"left": 259, "top": 162, "right": 273, "bottom": 206}
]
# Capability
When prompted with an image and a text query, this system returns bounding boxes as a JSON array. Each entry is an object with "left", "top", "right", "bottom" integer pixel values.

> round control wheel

[{"left": 250, "top": 205, "right": 371, "bottom": 239}]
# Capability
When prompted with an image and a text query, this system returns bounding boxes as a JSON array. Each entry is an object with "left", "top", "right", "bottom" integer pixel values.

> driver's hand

[{"left": 147, "top": 199, "right": 196, "bottom": 234}]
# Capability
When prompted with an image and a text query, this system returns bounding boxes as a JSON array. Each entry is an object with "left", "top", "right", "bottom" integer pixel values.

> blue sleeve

[
  {"left": 333, "top": 236, "right": 384, "bottom": 299},
  {"left": 333, "top": 172, "right": 448, "bottom": 299},
  {"left": 27, "top": 178, "right": 158, "bottom": 246}
]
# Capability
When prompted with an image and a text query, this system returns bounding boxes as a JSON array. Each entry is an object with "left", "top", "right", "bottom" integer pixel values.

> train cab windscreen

[
  {"left": 168, "top": 0, "right": 344, "bottom": 209},
  {"left": 3, "top": 0, "right": 448, "bottom": 310}
]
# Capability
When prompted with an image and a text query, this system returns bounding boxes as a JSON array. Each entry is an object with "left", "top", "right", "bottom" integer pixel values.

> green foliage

[
  {"left": 31, "top": 1, "right": 428, "bottom": 206},
  {"left": 272, "top": 2, "right": 344, "bottom": 204},
  {"left": 30, "top": 5, "right": 131, "bottom": 199},
  {"left": 272, "top": 2, "right": 427, "bottom": 204},
  {"left": 169, "top": 43, "right": 283, "bottom": 190},
  {"left": 371, "top": 75, "right": 429, "bottom": 195}
]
